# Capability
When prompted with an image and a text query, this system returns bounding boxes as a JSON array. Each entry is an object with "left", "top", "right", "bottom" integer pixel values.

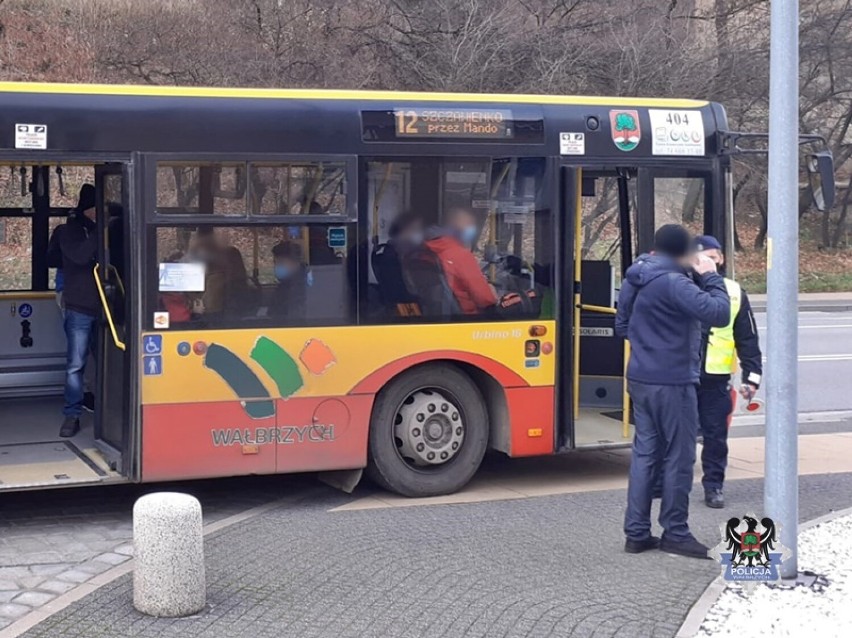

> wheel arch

[{"left": 350, "top": 352, "right": 517, "bottom": 456}]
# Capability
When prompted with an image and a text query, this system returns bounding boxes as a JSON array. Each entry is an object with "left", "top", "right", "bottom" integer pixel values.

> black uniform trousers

[{"left": 699, "top": 380, "right": 735, "bottom": 492}]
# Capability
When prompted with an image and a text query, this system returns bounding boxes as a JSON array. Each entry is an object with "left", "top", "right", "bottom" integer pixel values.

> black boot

[
  {"left": 59, "top": 416, "right": 80, "bottom": 438},
  {"left": 625, "top": 536, "right": 661, "bottom": 554},
  {"left": 660, "top": 536, "right": 711, "bottom": 559},
  {"left": 705, "top": 488, "right": 724, "bottom": 509}
]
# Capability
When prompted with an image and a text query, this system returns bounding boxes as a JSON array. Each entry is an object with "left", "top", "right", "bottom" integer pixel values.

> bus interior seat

[
  {"left": 305, "top": 264, "right": 348, "bottom": 321},
  {"left": 402, "top": 248, "right": 462, "bottom": 317},
  {"left": 580, "top": 260, "right": 615, "bottom": 308}
]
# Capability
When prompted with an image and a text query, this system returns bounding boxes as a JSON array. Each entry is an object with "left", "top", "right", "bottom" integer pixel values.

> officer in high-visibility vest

[{"left": 693, "top": 236, "right": 763, "bottom": 509}]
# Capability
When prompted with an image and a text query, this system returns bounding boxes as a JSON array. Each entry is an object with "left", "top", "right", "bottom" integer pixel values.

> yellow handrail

[
  {"left": 572, "top": 169, "right": 583, "bottom": 421},
  {"left": 93, "top": 264, "right": 126, "bottom": 352},
  {"left": 488, "top": 162, "right": 513, "bottom": 282},
  {"left": 372, "top": 163, "right": 394, "bottom": 245},
  {"left": 578, "top": 303, "right": 616, "bottom": 315}
]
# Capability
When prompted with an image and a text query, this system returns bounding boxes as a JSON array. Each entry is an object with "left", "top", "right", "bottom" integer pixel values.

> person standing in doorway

[
  {"left": 693, "top": 235, "right": 762, "bottom": 509},
  {"left": 47, "top": 184, "right": 99, "bottom": 437},
  {"left": 615, "top": 225, "right": 730, "bottom": 559},
  {"left": 49, "top": 211, "right": 97, "bottom": 416}
]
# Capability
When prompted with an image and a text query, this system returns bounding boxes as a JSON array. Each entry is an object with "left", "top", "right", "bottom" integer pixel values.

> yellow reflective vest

[{"left": 704, "top": 278, "right": 742, "bottom": 375}]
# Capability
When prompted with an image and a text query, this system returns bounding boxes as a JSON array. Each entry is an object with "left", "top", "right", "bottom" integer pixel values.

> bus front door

[
  {"left": 563, "top": 163, "right": 723, "bottom": 450},
  {"left": 93, "top": 164, "right": 132, "bottom": 472},
  {"left": 561, "top": 166, "right": 638, "bottom": 450}
]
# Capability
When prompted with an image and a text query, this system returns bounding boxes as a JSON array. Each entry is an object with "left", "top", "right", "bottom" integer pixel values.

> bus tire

[{"left": 367, "top": 363, "right": 488, "bottom": 498}]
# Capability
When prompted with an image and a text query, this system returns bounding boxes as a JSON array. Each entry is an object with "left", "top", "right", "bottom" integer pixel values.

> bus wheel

[{"left": 367, "top": 364, "right": 488, "bottom": 498}]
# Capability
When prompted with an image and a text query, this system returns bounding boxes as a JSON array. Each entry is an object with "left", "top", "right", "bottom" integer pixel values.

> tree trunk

[
  {"left": 831, "top": 184, "right": 852, "bottom": 248},
  {"left": 754, "top": 195, "right": 768, "bottom": 249}
]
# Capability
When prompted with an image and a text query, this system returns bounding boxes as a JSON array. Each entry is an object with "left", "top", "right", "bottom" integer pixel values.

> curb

[
  {"left": 751, "top": 302, "right": 852, "bottom": 313},
  {"left": 675, "top": 504, "right": 852, "bottom": 637},
  {"left": 0, "top": 492, "right": 312, "bottom": 638}
]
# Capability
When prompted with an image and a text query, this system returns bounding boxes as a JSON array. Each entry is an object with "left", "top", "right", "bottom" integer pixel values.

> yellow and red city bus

[{"left": 0, "top": 83, "right": 818, "bottom": 496}]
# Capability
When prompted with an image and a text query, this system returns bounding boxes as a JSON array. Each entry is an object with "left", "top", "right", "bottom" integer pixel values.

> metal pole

[{"left": 764, "top": 0, "right": 799, "bottom": 579}]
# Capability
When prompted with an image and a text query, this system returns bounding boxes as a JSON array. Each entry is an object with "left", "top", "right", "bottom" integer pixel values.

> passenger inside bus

[
  {"left": 269, "top": 241, "right": 308, "bottom": 323},
  {"left": 159, "top": 251, "right": 194, "bottom": 324},
  {"left": 372, "top": 212, "right": 424, "bottom": 309},
  {"left": 423, "top": 207, "right": 498, "bottom": 315},
  {"left": 188, "top": 226, "right": 255, "bottom": 319}
]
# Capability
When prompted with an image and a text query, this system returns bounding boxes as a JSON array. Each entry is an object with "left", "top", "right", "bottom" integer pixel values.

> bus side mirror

[{"left": 807, "top": 151, "right": 835, "bottom": 212}]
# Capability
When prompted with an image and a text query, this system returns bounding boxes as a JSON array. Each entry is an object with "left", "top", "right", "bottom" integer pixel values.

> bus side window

[
  {"left": 362, "top": 158, "right": 554, "bottom": 323},
  {"left": 152, "top": 224, "right": 353, "bottom": 330}
]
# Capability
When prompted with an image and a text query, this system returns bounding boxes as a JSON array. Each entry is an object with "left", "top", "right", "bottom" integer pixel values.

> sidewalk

[
  {"left": 11, "top": 473, "right": 852, "bottom": 638},
  {"left": 335, "top": 431, "right": 852, "bottom": 510},
  {"left": 750, "top": 291, "right": 852, "bottom": 312},
  {"left": 6, "top": 431, "right": 852, "bottom": 638},
  {"left": 695, "top": 510, "right": 852, "bottom": 638}
]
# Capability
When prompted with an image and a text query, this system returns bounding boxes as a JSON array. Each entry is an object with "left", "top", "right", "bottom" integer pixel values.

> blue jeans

[
  {"left": 64, "top": 310, "right": 97, "bottom": 417},
  {"left": 624, "top": 382, "right": 699, "bottom": 543}
]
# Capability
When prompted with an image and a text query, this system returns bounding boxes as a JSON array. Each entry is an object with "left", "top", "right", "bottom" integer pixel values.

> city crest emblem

[
  {"left": 609, "top": 109, "right": 641, "bottom": 151},
  {"left": 709, "top": 513, "right": 791, "bottom": 593}
]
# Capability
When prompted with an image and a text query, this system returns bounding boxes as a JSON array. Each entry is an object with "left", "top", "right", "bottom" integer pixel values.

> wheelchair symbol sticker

[
  {"left": 19, "top": 303, "right": 33, "bottom": 318},
  {"left": 143, "top": 335, "right": 162, "bottom": 355}
]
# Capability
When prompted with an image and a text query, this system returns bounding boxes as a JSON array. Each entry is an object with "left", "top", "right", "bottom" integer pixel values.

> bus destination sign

[{"left": 393, "top": 108, "right": 514, "bottom": 140}]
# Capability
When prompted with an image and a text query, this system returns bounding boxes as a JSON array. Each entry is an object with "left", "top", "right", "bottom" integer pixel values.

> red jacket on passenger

[{"left": 425, "top": 235, "right": 497, "bottom": 314}]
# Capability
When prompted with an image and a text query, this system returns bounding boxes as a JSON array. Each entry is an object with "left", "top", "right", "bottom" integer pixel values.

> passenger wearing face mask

[
  {"left": 269, "top": 241, "right": 307, "bottom": 324},
  {"left": 372, "top": 212, "right": 424, "bottom": 308},
  {"left": 424, "top": 208, "right": 498, "bottom": 315}
]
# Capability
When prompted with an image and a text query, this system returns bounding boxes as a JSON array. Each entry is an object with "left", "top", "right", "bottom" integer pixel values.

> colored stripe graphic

[
  {"left": 203, "top": 343, "right": 275, "bottom": 419},
  {"left": 250, "top": 336, "right": 304, "bottom": 398}
]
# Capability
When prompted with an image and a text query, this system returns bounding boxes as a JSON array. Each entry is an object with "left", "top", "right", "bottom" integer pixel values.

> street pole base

[{"left": 767, "top": 570, "right": 829, "bottom": 591}]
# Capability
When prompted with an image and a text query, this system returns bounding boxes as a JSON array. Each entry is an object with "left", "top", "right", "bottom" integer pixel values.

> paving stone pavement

[
  {"left": 16, "top": 472, "right": 852, "bottom": 638},
  {"left": 0, "top": 475, "right": 312, "bottom": 630}
]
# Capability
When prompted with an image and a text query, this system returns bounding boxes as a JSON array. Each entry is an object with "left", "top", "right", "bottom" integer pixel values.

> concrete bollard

[{"left": 133, "top": 492, "right": 206, "bottom": 617}]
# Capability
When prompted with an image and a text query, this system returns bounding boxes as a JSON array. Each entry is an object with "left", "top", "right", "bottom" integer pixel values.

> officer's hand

[
  {"left": 739, "top": 384, "right": 757, "bottom": 401},
  {"left": 693, "top": 253, "right": 717, "bottom": 275}
]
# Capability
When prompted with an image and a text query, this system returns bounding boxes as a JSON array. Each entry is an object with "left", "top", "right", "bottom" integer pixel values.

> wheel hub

[{"left": 395, "top": 389, "right": 464, "bottom": 467}]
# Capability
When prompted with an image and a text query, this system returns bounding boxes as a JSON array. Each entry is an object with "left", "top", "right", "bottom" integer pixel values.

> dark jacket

[
  {"left": 615, "top": 254, "right": 730, "bottom": 385},
  {"left": 700, "top": 286, "right": 762, "bottom": 387},
  {"left": 47, "top": 214, "right": 100, "bottom": 316},
  {"left": 372, "top": 240, "right": 416, "bottom": 304}
]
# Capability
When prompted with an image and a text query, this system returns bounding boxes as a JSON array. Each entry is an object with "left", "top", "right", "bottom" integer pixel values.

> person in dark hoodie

[
  {"left": 371, "top": 212, "right": 424, "bottom": 310},
  {"left": 46, "top": 184, "right": 100, "bottom": 438},
  {"left": 615, "top": 224, "right": 730, "bottom": 559}
]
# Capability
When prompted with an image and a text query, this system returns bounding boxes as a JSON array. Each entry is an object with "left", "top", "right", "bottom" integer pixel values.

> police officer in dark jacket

[
  {"left": 616, "top": 225, "right": 730, "bottom": 559},
  {"left": 693, "top": 235, "right": 762, "bottom": 509},
  {"left": 46, "top": 184, "right": 99, "bottom": 438}
]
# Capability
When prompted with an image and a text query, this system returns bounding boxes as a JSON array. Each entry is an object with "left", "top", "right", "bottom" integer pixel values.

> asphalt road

[{"left": 754, "top": 309, "right": 852, "bottom": 414}]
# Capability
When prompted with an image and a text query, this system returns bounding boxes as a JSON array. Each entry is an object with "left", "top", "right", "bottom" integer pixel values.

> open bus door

[
  {"left": 93, "top": 163, "right": 134, "bottom": 474},
  {"left": 0, "top": 160, "right": 133, "bottom": 489},
  {"left": 560, "top": 162, "right": 725, "bottom": 450}
]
